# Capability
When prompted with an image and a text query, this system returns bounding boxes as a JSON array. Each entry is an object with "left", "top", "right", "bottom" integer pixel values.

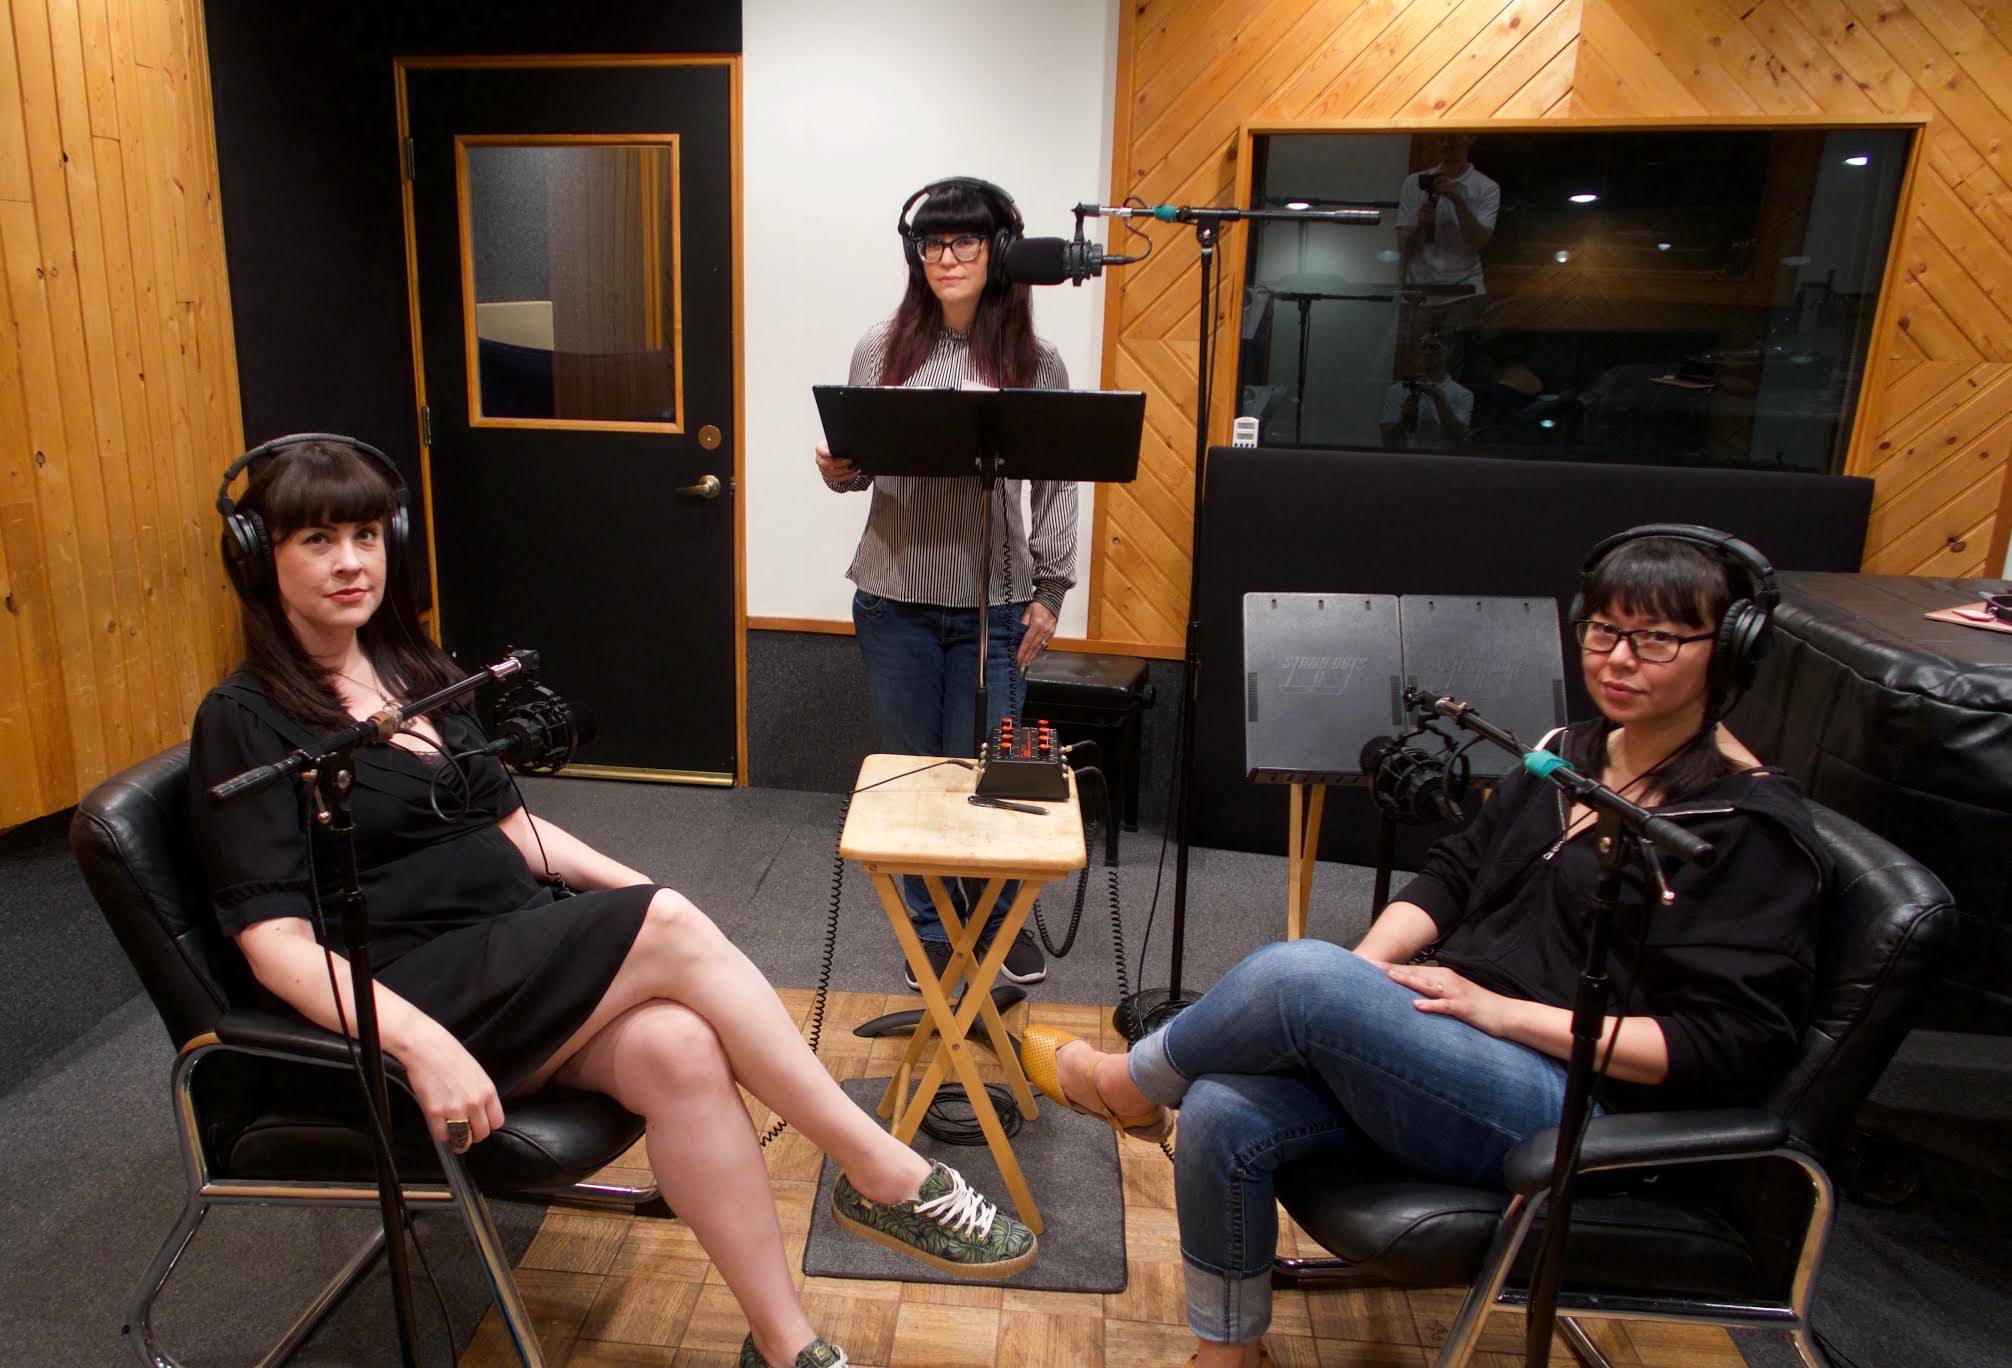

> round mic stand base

[{"left": 1113, "top": 987, "right": 1201, "bottom": 1043}]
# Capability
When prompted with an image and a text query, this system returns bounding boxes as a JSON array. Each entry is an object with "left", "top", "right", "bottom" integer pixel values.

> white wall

[{"left": 742, "top": 0, "right": 1120, "bottom": 635}]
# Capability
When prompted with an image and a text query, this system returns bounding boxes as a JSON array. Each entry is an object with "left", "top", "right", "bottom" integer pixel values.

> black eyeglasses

[
  {"left": 916, "top": 233, "right": 987, "bottom": 264},
  {"left": 1573, "top": 618, "right": 1714, "bottom": 663}
]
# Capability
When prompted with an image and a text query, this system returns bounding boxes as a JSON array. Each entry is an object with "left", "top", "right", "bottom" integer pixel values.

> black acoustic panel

[{"left": 1191, "top": 446, "right": 1873, "bottom": 868}]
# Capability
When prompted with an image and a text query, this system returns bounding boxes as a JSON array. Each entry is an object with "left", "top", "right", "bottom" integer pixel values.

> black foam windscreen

[{"left": 1004, "top": 236, "right": 1071, "bottom": 286}]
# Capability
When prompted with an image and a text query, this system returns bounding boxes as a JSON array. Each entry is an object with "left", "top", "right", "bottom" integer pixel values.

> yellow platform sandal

[{"left": 1019, "top": 1024, "right": 1172, "bottom": 1141}]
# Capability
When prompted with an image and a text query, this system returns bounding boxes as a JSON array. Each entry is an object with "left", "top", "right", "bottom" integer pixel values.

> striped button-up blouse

[{"left": 825, "top": 318, "right": 1078, "bottom": 616}]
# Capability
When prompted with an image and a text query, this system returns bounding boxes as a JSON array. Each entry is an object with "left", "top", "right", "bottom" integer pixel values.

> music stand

[{"left": 814, "top": 384, "right": 1144, "bottom": 754}]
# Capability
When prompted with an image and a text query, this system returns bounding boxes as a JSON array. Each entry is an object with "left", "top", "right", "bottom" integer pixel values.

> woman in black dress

[{"left": 190, "top": 437, "right": 1035, "bottom": 1368}]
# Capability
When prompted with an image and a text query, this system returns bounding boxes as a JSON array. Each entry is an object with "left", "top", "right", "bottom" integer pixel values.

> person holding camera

[
  {"left": 1395, "top": 130, "right": 1499, "bottom": 318},
  {"left": 1379, "top": 330, "right": 1473, "bottom": 449}
]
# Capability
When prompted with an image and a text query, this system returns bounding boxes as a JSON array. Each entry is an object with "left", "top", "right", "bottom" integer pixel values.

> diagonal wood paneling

[
  {"left": 1092, "top": 0, "right": 2012, "bottom": 650},
  {"left": 1580, "top": 0, "right": 2012, "bottom": 576},
  {"left": 1094, "top": 0, "right": 1584, "bottom": 647},
  {"left": 1, "top": 0, "right": 242, "bottom": 827}
]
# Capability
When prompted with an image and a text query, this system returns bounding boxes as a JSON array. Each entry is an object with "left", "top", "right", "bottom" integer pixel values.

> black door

[{"left": 401, "top": 59, "right": 738, "bottom": 781}]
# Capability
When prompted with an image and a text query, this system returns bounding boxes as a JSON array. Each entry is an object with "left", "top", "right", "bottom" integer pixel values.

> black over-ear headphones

[
  {"left": 1570, "top": 523, "right": 1779, "bottom": 717},
  {"left": 215, "top": 433, "right": 411, "bottom": 596},
  {"left": 897, "top": 176, "right": 1023, "bottom": 290}
]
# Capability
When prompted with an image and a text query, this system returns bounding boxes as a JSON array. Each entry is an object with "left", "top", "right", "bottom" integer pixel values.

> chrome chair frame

[
  {"left": 125, "top": 1038, "right": 658, "bottom": 1368},
  {"left": 1275, "top": 1143, "right": 1834, "bottom": 1368}
]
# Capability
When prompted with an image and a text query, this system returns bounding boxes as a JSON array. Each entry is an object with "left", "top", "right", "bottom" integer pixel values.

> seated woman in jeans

[{"left": 1021, "top": 528, "right": 1822, "bottom": 1368}]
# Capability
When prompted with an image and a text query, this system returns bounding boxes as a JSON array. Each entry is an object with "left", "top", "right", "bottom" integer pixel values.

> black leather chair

[
  {"left": 71, "top": 744, "right": 666, "bottom": 1368},
  {"left": 1271, "top": 802, "right": 1954, "bottom": 1368}
]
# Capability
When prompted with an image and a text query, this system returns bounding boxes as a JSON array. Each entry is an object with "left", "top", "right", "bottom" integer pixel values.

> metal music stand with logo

[
  {"left": 1243, "top": 592, "right": 1565, "bottom": 937},
  {"left": 814, "top": 384, "right": 1145, "bottom": 755}
]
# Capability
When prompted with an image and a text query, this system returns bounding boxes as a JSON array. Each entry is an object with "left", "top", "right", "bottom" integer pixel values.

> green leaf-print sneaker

[
  {"left": 830, "top": 1160, "right": 1037, "bottom": 1277},
  {"left": 737, "top": 1333, "right": 848, "bottom": 1367}
]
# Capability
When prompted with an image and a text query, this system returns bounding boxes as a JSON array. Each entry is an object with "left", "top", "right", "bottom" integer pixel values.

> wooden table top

[{"left": 839, "top": 754, "right": 1085, "bottom": 876}]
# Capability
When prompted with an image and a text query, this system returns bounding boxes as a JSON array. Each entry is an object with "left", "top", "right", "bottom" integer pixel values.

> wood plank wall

[
  {"left": 0, "top": 0, "right": 242, "bottom": 828},
  {"left": 1091, "top": 0, "right": 2012, "bottom": 649}
]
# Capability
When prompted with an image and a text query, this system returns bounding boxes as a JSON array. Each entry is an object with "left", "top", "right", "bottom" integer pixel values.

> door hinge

[
  {"left": 420, "top": 405, "right": 432, "bottom": 446},
  {"left": 402, "top": 137, "right": 416, "bottom": 181}
]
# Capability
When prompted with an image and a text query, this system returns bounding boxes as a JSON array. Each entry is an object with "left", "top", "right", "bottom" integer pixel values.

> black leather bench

[{"left": 1023, "top": 653, "right": 1154, "bottom": 831}]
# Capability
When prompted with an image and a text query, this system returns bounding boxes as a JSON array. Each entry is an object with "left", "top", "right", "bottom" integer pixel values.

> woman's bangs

[
  {"left": 911, "top": 185, "right": 996, "bottom": 238},
  {"left": 256, "top": 441, "right": 395, "bottom": 537},
  {"left": 1584, "top": 539, "right": 1730, "bottom": 628}
]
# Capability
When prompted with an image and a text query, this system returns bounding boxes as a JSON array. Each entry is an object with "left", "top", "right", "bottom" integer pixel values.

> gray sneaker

[
  {"left": 831, "top": 1161, "right": 1036, "bottom": 1277},
  {"left": 737, "top": 1333, "right": 847, "bottom": 1367}
]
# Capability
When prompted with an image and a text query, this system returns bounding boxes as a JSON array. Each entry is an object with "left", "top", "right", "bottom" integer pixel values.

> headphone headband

[
  {"left": 1577, "top": 522, "right": 1777, "bottom": 612},
  {"left": 216, "top": 432, "right": 405, "bottom": 513}
]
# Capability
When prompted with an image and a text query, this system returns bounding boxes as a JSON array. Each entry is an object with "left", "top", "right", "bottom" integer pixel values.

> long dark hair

[
  {"left": 231, "top": 440, "right": 461, "bottom": 731},
  {"left": 1567, "top": 534, "right": 1750, "bottom": 803},
  {"left": 879, "top": 180, "right": 1039, "bottom": 388}
]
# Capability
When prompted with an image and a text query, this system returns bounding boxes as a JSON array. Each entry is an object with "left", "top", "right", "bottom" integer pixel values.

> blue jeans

[
  {"left": 1128, "top": 939, "right": 1583, "bottom": 1345},
  {"left": 852, "top": 589, "right": 1027, "bottom": 944}
]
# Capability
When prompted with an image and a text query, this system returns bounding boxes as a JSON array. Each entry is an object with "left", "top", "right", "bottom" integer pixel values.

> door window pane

[{"left": 463, "top": 140, "right": 681, "bottom": 427}]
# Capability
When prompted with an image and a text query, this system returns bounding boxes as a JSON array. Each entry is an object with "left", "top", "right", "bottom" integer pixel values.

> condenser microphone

[{"left": 1006, "top": 235, "right": 1126, "bottom": 286}]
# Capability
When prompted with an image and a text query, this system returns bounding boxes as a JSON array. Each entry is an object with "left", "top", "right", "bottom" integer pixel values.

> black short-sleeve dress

[{"left": 188, "top": 669, "right": 653, "bottom": 1095}]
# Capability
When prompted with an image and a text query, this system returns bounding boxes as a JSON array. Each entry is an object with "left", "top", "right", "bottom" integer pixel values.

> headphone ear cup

[
  {"left": 991, "top": 226, "right": 1015, "bottom": 288},
  {"left": 384, "top": 502, "right": 410, "bottom": 581},
  {"left": 1715, "top": 598, "right": 1766, "bottom": 695},
  {"left": 220, "top": 509, "right": 271, "bottom": 595}
]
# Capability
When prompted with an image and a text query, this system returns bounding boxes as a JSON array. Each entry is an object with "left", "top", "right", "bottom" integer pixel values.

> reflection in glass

[
  {"left": 466, "top": 142, "right": 680, "bottom": 426},
  {"left": 1237, "top": 128, "right": 1912, "bottom": 473}
]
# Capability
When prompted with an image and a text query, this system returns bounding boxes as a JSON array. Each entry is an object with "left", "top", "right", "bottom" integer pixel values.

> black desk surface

[{"left": 1770, "top": 572, "right": 2012, "bottom": 701}]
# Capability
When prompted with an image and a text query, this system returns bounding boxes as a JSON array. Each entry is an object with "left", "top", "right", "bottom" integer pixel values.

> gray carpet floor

[
  {"left": 3, "top": 774, "right": 2005, "bottom": 1366},
  {"left": 800, "top": 1078, "right": 1126, "bottom": 1293}
]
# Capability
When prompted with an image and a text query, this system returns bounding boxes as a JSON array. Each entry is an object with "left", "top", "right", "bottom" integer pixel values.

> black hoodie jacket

[{"left": 1394, "top": 724, "right": 1824, "bottom": 1109}]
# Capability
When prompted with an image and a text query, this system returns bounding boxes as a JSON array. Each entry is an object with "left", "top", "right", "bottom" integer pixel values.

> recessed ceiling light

[
  {"left": 1781, "top": 255, "right": 1812, "bottom": 266},
  {"left": 1569, "top": 193, "right": 1599, "bottom": 204},
  {"left": 1554, "top": 249, "right": 1571, "bottom": 264},
  {"left": 1285, "top": 200, "right": 1311, "bottom": 211},
  {"left": 1375, "top": 248, "right": 1401, "bottom": 263},
  {"left": 1844, "top": 154, "right": 1870, "bottom": 167},
  {"left": 1539, "top": 418, "right": 1558, "bottom": 429},
  {"left": 1657, "top": 242, "right": 1672, "bottom": 252}
]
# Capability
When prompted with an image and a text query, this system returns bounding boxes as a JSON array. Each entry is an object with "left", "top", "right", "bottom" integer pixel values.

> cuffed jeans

[
  {"left": 1128, "top": 939, "right": 1583, "bottom": 1346},
  {"left": 852, "top": 589, "right": 1027, "bottom": 944}
]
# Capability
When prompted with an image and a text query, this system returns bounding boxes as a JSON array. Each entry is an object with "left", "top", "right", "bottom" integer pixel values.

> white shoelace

[{"left": 913, "top": 1164, "right": 997, "bottom": 1240}]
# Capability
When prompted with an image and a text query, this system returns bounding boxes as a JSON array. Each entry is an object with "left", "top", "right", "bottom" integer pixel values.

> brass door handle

[{"left": 676, "top": 474, "right": 724, "bottom": 500}]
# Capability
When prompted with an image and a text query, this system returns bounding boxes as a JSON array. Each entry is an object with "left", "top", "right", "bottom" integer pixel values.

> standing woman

[
  {"left": 815, "top": 177, "right": 1078, "bottom": 987},
  {"left": 190, "top": 437, "right": 1035, "bottom": 1368}
]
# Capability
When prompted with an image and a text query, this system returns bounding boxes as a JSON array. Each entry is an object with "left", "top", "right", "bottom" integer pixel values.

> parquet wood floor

[{"left": 458, "top": 991, "right": 1747, "bottom": 1368}]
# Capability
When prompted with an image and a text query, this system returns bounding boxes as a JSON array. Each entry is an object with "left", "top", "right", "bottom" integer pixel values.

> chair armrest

[
  {"left": 215, "top": 1006, "right": 409, "bottom": 1080},
  {"left": 1502, "top": 1107, "right": 1788, "bottom": 1195}
]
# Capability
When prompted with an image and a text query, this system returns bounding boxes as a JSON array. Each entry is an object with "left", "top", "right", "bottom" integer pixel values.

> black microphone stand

[
  {"left": 211, "top": 650, "right": 537, "bottom": 1366},
  {"left": 1115, "top": 200, "right": 1380, "bottom": 1039},
  {"left": 1402, "top": 687, "right": 1715, "bottom": 1368}
]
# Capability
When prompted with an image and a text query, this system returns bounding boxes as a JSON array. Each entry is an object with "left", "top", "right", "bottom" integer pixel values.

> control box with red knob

[{"left": 975, "top": 717, "right": 1071, "bottom": 801}]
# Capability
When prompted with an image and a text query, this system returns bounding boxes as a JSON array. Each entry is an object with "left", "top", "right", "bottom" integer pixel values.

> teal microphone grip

[{"left": 1523, "top": 751, "right": 1578, "bottom": 781}]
